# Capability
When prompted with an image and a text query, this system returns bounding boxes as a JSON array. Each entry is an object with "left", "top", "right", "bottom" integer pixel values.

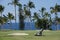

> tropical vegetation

[{"left": 0, "top": 0, "right": 60, "bottom": 31}]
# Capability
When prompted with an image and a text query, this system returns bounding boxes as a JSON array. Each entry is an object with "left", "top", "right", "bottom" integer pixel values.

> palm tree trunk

[
  {"left": 56, "top": 24, "right": 58, "bottom": 30},
  {"left": 42, "top": 12, "right": 44, "bottom": 18},
  {"left": 55, "top": 12, "right": 58, "bottom": 20},
  {"left": 19, "top": 8, "right": 25, "bottom": 30},
  {"left": 0, "top": 25, "right": 1, "bottom": 30},
  {"left": 1, "top": 13, "right": 2, "bottom": 17},
  {"left": 55, "top": 12, "right": 58, "bottom": 30},
  {"left": 14, "top": 5, "right": 16, "bottom": 23},
  {"left": 10, "top": 20, "right": 12, "bottom": 30},
  {"left": 35, "top": 28, "right": 44, "bottom": 36},
  {"left": 19, "top": 14, "right": 25, "bottom": 30},
  {"left": 29, "top": 8, "right": 31, "bottom": 28}
]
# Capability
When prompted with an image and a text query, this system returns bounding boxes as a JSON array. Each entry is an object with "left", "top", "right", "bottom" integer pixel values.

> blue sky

[{"left": 0, "top": 0, "right": 60, "bottom": 23}]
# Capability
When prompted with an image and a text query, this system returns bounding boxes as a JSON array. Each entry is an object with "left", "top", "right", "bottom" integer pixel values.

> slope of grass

[{"left": 0, "top": 30, "right": 60, "bottom": 40}]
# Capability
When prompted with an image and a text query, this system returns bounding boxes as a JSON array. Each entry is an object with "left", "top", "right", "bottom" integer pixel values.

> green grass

[{"left": 0, "top": 30, "right": 60, "bottom": 40}]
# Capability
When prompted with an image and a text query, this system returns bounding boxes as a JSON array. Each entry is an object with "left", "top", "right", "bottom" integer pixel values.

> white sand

[{"left": 8, "top": 33, "right": 29, "bottom": 35}]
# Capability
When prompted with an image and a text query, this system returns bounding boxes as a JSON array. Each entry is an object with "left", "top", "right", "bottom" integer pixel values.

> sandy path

[{"left": 8, "top": 33, "right": 29, "bottom": 35}]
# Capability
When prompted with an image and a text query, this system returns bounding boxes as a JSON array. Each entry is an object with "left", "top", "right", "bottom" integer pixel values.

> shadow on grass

[
  {"left": 35, "top": 35, "right": 45, "bottom": 36},
  {"left": 0, "top": 35, "right": 46, "bottom": 37},
  {"left": 0, "top": 35, "right": 14, "bottom": 37}
]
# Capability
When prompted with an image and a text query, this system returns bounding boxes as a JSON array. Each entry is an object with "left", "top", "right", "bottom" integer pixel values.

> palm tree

[
  {"left": 39, "top": 7, "right": 46, "bottom": 18},
  {"left": 50, "top": 3, "right": 58, "bottom": 20},
  {"left": 0, "top": 5, "right": 4, "bottom": 30},
  {"left": 17, "top": 3, "right": 25, "bottom": 30},
  {"left": 33, "top": 12, "right": 45, "bottom": 36},
  {"left": 44, "top": 12, "right": 52, "bottom": 29},
  {"left": 56, "top": 18, "right": 60, "bottom": 23},
  {"left": 0, "top": 17, "right": 3, "bottom": 30},
  {"left": 33, "top": 12, "right": 39, "bottom": 19},
  {"left": 33, "top": 8, "right": 52, "bottom": 36},
  {"left": 0, "top": 5, "right": 4, "bottom": 17},
  {"left": 28, "top": 1, "right": 35, "bottom": 8},
  {"left": 33, "top": 12, "right": 41, "bottom": 28},
  {"left": 8, "top": 0, "right": 19, "bottom": 23},
  {"left": 24, "top": 1, "right": 35, "bottom": 21},
  {"left": 40, "top": 8, "right": 52, "bottom": 30},
  {"left": 56, "top": 5, "right": 60, "bottom": 12},
  {"left": 0, "top": 15, "right": 8, "bottom": 30},
  {"left": 24, "top": 1, "right": 35, "bottom": 28},
  {"left": 38, "top": 7, "right": 46, "bottom": 29},
  {"left": 32, "top": 8, "right": 45, "bottom": 36},
  {"left": 19, "top": 12, "right": 25, "bottom": 30},
  {"left": 2, "top": 15, "right": 8, "bottom": 30},
  {"left": 7, "top": 12, "right": 14, "bottom": 29},
  {"left": 50, "top": 3, "right": 59, "bottom": 30}
]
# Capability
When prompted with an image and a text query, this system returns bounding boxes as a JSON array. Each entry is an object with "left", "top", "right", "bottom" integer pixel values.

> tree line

[{"left": 0, "top": 0, "right": 60, "bottom": 30}]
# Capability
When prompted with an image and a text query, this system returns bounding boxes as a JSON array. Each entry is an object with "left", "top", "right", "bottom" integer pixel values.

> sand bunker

[{"left": 8, "top": 33, "right": 29, "bottom": 35}]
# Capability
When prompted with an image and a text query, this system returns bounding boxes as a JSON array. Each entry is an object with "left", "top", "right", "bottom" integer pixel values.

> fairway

[{"left": 0, "top": 30, "right": 60, "bottom": 40}]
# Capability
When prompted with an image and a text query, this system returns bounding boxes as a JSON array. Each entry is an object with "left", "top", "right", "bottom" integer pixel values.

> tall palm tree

[
  {"left": 17, "top": 3, "right": 25, "bottom": 30},
  {"left": 50, "top": 3, "right": 59, "bottom": 30},
  {"left": 50, "top": 3, "right": 58, "bottom": 20},
  {"left": 7, "top": 12, "right": 14, "bottom": 29},
  {"left": 0, "top": 5, "right": 4, "bottom": 17},
  {"left": 8, "top": 0, "right": 19, "bottom": 23},
  {"left": 0, "top": 16, "right": 3, "bottom": 30},
  {"left": 24, "top": 1, "right": 35, "bottom": 21},
  {"left": 24, "top": 1, "right": 35, "bottom": 28},
  {"left": 0, "top": 5, "right": 4, "bottom": 30}
]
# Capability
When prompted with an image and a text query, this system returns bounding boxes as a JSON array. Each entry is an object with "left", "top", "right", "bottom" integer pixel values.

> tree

[
  {"left": 50, "top": 3, "right": 58, "bottom": 20},
  {"left": 50, "top": 3, "right": 60, "bottom": 30},
  {"left": 0, "top": 5, "right": 4, "bottom": 30},
  {"left": 0, "top": 16, "right": 4, "bottom": 30},
  {"left": 56, "top": 18, "right": 60, "bottom": 23},
  {"left": 39, "top": 7, "right": 46, "bottom": 18},
  {"left": 24, "top": 1, "right": 35, "bottom": 29},
  {"left": 8, "top": 0, "right": 19, "bottom": 23},
  {"left": 0, "top": 15, "right": 8, "bottom": 30},
  {"left": 0, "top": 5, "right": 4, "bottom": 17},
  {"left": 33, "top": 7, "right": 52, "bottom": 36},
  {"left": 17, "top": 3, "right": 25, "bottom": 30},
  {"left": 44, "top": 12, "right": 52, "bottom": 29},
  {"left": 34, "top": 12, "right": 52, "bottom": 36},
  {"left": 36, "top": 8, "right": 52, "bottom": 30},
  {"left": 7, "top": 12, "right": 14, "bottom": 29},
  {"left": 33, "top": 12, "right": 45, "bottom": 36},
  {"left": 39, "top": 7, "right": 48, "bottom": 29},
  {"left": 24, "top": 1, "right": 35, "bottom": 21}
]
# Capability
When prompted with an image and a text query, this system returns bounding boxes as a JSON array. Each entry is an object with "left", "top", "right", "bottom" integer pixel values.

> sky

[{"left": 0, "top": 0, "right": 60, "bottom": 23}]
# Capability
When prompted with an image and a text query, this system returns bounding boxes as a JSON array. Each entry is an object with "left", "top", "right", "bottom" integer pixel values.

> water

[
  {"left": 51, "top": 24, "right": 60, "bottom": 30},
  {"left": 1, "top": 22, "right": 36, "bottom": 30},
  {"left": 1, "top": 22, "right": 60, "bottom": 30}
]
